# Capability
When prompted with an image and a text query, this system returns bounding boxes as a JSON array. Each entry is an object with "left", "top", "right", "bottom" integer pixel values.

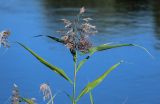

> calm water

[{"left": 0, "top": 0, "right": 160, "bottom": 104}]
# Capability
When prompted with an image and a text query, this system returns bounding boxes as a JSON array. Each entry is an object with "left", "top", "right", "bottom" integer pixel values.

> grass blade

[
  {"left": 34, "top": 35, "right": 64, "bottom": 44},
  {"left": 47, "top": 35, "right": 64, "bottom": 43},
  {"left": 17, "top": 42, "right": 72, "bottom": 84},
  {"left": 88, "top": 44, "right": 134, "bottom": 54},
  {"left": 76, "top": 56, "right": 89, "bottom": 72},
  {"left": 77, "top": 44, "right": 132, "bottom": 72},
  {"left": 89, "top": 91, "right": 94, "bottom": 104},
  {"left": 20, "top": 97, "right": 35, "bottom": 104},
  {"left": 76, "top": 53, "right": 94, "bottom": 72},
  {"left": 87, "top": 43, "right": 153, "bottom": 58},
  {"left": 76, "top": 61, "right": 123, "bottom": 101}
]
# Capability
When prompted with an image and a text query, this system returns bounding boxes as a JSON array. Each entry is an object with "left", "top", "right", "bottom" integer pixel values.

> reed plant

[{"left": 8, "top": 7, "right": 151, "bottom": 104}]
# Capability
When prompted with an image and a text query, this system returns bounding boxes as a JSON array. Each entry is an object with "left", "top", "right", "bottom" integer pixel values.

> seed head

[
  {"left": 58, "top": 7, "right": 97, "bottom": 53},
  {"left": 78, "top": 38, "right": 92, "bottom": 53},
  {"left": 40, "top": 83, "right": 52, "bottom": 101},
  {"left": 11, "top": 84, "right": 20, "bottom": 104},
  {"left": 0, "top": 30, "right": 10, "bottom": 48}
]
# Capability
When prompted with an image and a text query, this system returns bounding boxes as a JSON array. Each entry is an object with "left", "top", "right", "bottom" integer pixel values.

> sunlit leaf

[
  {"left": 17, "top": 42, "right": 72, "bottom": 84},
  {"left": 89, "top": 91, "right": 94, "bottom": 104},
  {"left": 77, "top": 44, "right": 133, "bottom": 72},
  {"left": 76, "top": 61, "right": 123, "bottom": 101},
  {"left": 89, "top": 43, "right": 153, "bottom": 58},
  {"left": 88, "top": 44, "right": 134, "bottom": 54}
]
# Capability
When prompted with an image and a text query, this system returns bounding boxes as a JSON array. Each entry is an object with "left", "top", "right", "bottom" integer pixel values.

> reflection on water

[
  {"left": 153, "top": 1, "right": 160, "bottom": 50},
  {"left": 42, "top": 0, "right": 156, "bottom": 45},
  {"left": 44, "top": 0, "right": 151, "bottom": 9},
  {"left": 0, "top": 0, "right": 160, "bottom": 104}
]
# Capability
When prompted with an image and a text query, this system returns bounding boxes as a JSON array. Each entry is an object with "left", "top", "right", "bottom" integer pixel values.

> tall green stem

[{"left": 72, "top": 51, "right": 77, "bottom": 104}]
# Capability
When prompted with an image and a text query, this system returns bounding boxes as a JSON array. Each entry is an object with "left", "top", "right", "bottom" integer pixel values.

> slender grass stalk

[{"left": 73, "top": 51, "right": 77, "bottom": 104}]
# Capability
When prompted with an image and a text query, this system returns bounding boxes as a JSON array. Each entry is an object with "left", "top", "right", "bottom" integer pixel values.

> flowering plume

[
  {"left": 40, "top": 83, "right": 53, "bottom": 104},
  {"left": 11, "top": 83, "right": 37, "bottom": 104},
  {"left": 0, "top": 30, "right": 10, "bottom": 48},
  {"left": 11, "top": 84, "right": 20, "bottom": 104},
  {"left": 59, "top": 7, "right": 97, "bottom": 53}
]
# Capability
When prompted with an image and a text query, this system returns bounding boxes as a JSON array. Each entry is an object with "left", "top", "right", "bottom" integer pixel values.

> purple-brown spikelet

[
  {"left": 11, "top": 84, "right": 19, "bottom": 104},
  {"left": 0, "top": 30, "right": 10, "bottom": 48},
  {"left": 58, "top": 7, "right": 97, "bottom": 53}
]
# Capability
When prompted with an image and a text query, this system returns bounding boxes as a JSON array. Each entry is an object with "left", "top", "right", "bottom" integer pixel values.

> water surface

[{"left": 0, "top": 0, "right": 160, "bottom": 104}]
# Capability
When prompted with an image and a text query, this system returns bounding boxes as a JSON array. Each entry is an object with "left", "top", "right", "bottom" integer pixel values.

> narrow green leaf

[
  {"left": 17, "top": 42, "right": 72, "bottom": 84},
  {"left": 20, "top": 97, "right": 35, "bottom": 104},
  {"left": 76, "top": 61, "right": 123, "bottom": 101},
  {"left": 88, "top": 44, "right": 134, "bottom": 54},
  {"left": 34, "top": 35, "right": 64, "bottom": 44},
  {"left": 89, "top": 91, "right": 94, "bottom": 104},
  {"left": 76, "top": 44, "right": 131, "bottom": 72},
  {"left": 76, "top": 53, "right": 94, "bottom": 72},
  {"left": 89, "top": 43, "right": 153, "bottom": 59},
  {"left": 87, "top": 43, "right": 153, "bottom": 59},
  {"left": 76, "top": 56, "right": 89, "bottom": 72},
  {"left": 47, "top": 35, "right": 64, "bottom": 43}
]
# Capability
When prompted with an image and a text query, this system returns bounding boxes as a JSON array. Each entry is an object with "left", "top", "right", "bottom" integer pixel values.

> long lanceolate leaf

[
  {"left": 88, "top": 44, "right": 134, "bottom": 54},
  {"left": 88, "top": 43, "right": 153, "bottom": 58},
  {"left": 78, "top": 44, "right": 152, "bottom": 73},
  {"left": 77, "top": 44, "right": 133, "bottom": 72},
  {"left": 34, "top": 35, "right": 64, "bottom": 44},
  {"left": 18, "top": 42, "right": 72, "bottom": 84},
  {"left": 76, "top": 61, "right": 123, "bottom": 101}
]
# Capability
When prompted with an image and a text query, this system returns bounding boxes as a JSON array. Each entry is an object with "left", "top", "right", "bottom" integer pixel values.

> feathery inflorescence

[
  {"left": 11, "top": 84, "right": 19, "bottom": 104},
  {"left": 0, "top": 30, "right": 10, "bottom": 48},
  {"left": 40, "top": 83, "right": 53, "bottom": 102},
  {"left": 58, "top": 7, "right": 97, "bottom": 53}
]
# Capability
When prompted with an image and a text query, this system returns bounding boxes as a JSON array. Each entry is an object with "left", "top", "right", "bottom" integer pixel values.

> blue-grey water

[{"left": 0, "top": 0, "right": 160, "bottom": 104}]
